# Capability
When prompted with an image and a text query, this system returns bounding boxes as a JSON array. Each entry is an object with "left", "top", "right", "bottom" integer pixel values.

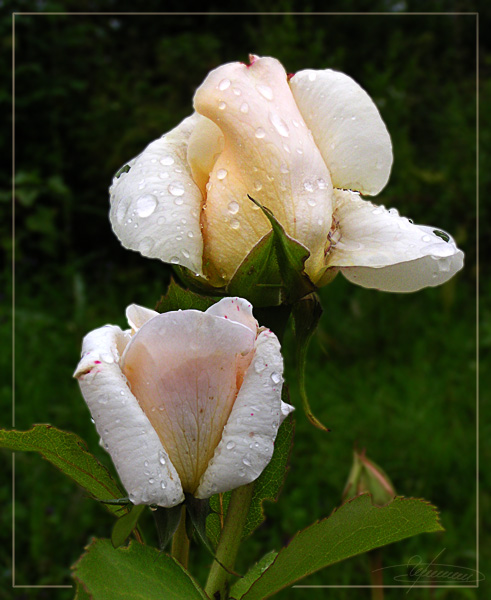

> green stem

[
  {"left": 204, "top": 482, "right": 255, "bottom": 600},
  {"left": 171, "top": 505, "right": 190, "bottom": 569},
  {"left": 369, "top": 549, "right": 384, "bottom": 600}
]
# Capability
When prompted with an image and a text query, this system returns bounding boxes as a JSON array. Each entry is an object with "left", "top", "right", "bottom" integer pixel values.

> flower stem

[
  {"left": 171, "top": 505, "right": 190, "bottom": 569},
  {"left": 369, "top": 549, "right": 384, "bottom": 600},
  {"left": 204, "top": 482, "right": 255, "bottom": 599}
]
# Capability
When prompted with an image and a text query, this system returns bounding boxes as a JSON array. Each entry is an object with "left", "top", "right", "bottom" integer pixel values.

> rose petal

[
  {"left": 205, "top": 297, "right": 258, "bottom": 333},
  {"left": 196, "top": 328, "right": 294, "bottom": 498},
  {"left": 74, "top": 325, "right": 184, "bottom": 507},
  {"left": 327, "top": 190, "right": 464, "bottom": 292},
  {"left": 109, "top": 114, "right": 204, "bottom": 274},
  {"left": 186, "top": 114, "right": 224, "bottom": 197},
  {"left": 289, "top": 68, "right": 393, "bottom": 196},
  {"left": 194, "top": 56, "right": 334, "bottom": 283},
  {"left": 121, "top": 310, "right": 256, "bottom": 493},
  {"left": 126, "top": 304, "right": 159, "bottom": 333}
]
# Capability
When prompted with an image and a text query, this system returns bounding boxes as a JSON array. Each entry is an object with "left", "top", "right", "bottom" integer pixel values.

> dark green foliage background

[{"left": 2, "top": 1, "right": 487, "bottom": 599}]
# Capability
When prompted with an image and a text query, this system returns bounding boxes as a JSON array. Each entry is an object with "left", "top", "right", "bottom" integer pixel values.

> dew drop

[
  {"left": 144, "top": 460, "right": 149, "bottom": 467},
  {"left": 174, "top": 197, "right": 184, "bottom": 206},
  {"left": 159, "top": 454, "right": 166, "bottom": 465},
  {"left": 218, "top": 101, "right": 227, "bottom": 110},
  {"left": 148, "top": 478, "right": 155, "bottom": 484},
  {"left": 226, "top": 441, "right": 236, "bottom": 450},
  {"left": 292, "top": 119, "right": 300, "bottom": 128},
  {"left": 159, "top": 172, "right": 169, "bottom": 180},
  {"left": 240, "top": 102, "right": 249, "bottom": 113},
  {"left": 182, "top": 249, "right": 190, "bottom": 259},
  {"left": 233, "top": 87, "right": 241, "bottom": 95},
  {"left": 422, "top": 234, "right": 432, "bottom": 243},
  {"left": 296, "top": 148, "right": 303, "bottom": 155},
  {"left": 307, "top": 198, "right": 317, "bottom": 207},
  {"left": 161, "top": 481, "right": 166, "bottom": 489},
  {"left": 255, "top": 127, "right": 266, "bottom": 139},
  {"left": 136, "top": 194, "right": 157, "bottom": 218},
  {"left": 308, "top": 71, "right": 317, "bottom": 82},
  {"left": 253, "top": 180, "right": 263, "bottom": 191},
  {"left": 187, "top": 231, "right": 194, "bottom": 238},
  {"left": 280, "top": 163, "right": 289, "bottom": 174},
  {"left": 257, "top": 84, "right": 273, "bottom": 100},
  {"left": 217, "top": 168, "right": 228, "bottom": 180},
  {"left": 303, "top": 180, "right": 314, "bottom": 192},
  {"left": 218, "top": 78, "right": 231, "bottom": 91},
  {"left": 271, "top": 371, "right": 281, "bottom": 384},
  {"left": 170, "top": 256, "right": 180, "bottom": 264},
  {"left": 317, "top": 178, "right": 327, "bottom": 189},
  {"left": 230, "top": 219, "right": 240, "bottom": 230},
  {"left": 269, "top": 112, "right": 289, "bottom": 137},
  {"left": 168, "top": 182, "right": 185, "bottom": 197},
  {"left": 228, "top": 200, "right": 239, "bottom": 214},
  {"left": 160, "top": 155, "right": 174, "bottom": 166},
  {"left": 242, "top": 457, "right": 252, "bottom": 467}
]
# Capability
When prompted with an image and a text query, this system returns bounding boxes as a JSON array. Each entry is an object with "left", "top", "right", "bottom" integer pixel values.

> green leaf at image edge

[
  {"left": 0, "top": 426, "right": 126, "bottom": 516},
  {"left": 156, "top": 277, "right": 218, "bottom": 313},
  {"left": 235, "top": 494, "right": 443, "bottom": 600},
  {"left": 72, "top": 538, "right": 208, "bottom": 600}
]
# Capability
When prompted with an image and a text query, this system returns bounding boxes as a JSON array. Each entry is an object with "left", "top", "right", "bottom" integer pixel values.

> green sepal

[
  {"left": 247, "top": 195, "right": 316, "bottom": 304},
  {"left": 111, "top": 504, "right": 146, "bottom": 549},
  {"left": 156, "top": 277, "right": 219, "bottom": 313},
  {"left": 226, "top": 229, "right": 283, "bottom": 306},
  {"left": 152, "top": 504, "right": 184, "bottom": 550},
  {"left": 291, "top": 293, "right": 329, "bottom": 431}
]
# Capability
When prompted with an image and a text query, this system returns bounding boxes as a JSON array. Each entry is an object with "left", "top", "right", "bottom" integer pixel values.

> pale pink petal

[
  {"left": 126, "top": 304, "right": 159, "bottom": 333},
  {"left": 109, "top": 114, "right": 204, "bottom": 274},
  {"left": 327, "top": 190, "right": 464, "bottom": 292},
  {"left": 193, "top": 56, "right": 334, "bottom": 283},
  {"left": 121, "top": 310, "right": 256, "bottom": 493},
  {"left": 205, "top": 297, "right": 258, "bottom": 333},
  {"left": 74, "top": 325, "right": 184, "bottom": 507},
  {"left": 196, "top": 328, "right": 294, "bottom": 498},
  {"left": 290, "top": 69, "right": 392, "bottom": 195}
]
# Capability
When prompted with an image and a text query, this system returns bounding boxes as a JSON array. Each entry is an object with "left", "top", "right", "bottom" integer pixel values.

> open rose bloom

[
  {"left": 74, "top": 298, "right": 293, "bottom": 507},
  {"left": 109, "top": 55, "right": 463, "bottom": 294}
]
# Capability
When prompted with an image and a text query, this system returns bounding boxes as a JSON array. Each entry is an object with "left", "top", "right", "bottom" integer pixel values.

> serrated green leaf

[
  {"left": 230, "top": 550, "right": 278, "bottom": 600},
  {"left": 248, "top": 196, "right": 315, "bottom": 303},
  {"left": 72, "top": 538, "right": 208, "bottom": 600},
  {"left": 240, "top": 494, "right": 444, "bottom": 600},
  {"left": 0, "top": 426, "right": 125, "bottom": 516},
  {"left": 207, "top": 414, "right": 294, "bottom": 546},
  {"left": 227, "top": 231, "right": 282, "bottom": 307},
  {"left": 111, "top": 504, "right": 146, "bottom": 548},
  {"left": 156, "top": 277, "right": 218, "bottom": 313},
  {"left": 292, "top": 293, "right": 329, "bottom": 431},
  {"left": 74, "top": 581, "right": 93, "bottom": 600}
]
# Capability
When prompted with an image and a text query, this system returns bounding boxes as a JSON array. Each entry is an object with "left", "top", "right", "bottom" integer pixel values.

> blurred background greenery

[{"left": 2, "top": 1, "right": 487, "bottom": 599}]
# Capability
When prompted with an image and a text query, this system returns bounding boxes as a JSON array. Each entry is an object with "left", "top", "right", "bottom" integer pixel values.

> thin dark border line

[{"left": 11, "top": 9, "right": 480, "bottom": 591}]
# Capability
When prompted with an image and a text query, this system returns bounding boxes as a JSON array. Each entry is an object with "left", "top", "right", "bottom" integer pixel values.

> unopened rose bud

[{"left": 343, "top": 449, "right": 396, "bottom": 507}]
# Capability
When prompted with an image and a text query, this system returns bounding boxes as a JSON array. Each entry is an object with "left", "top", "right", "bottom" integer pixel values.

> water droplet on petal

[
  {"left": 304, "top": 180, "right": 314, "bottom": 192},
  {"left": 240, "top": 102, "right": 249, "bottom": 113},
  {"left": 148, "top": 478, "right": 155, "bottom": 484},
  {"left": 218, "top": 78, "right": 231, "bottom": 91},
  {"left": 422, "top": 234, "right": 432, "bottom": 243},
  {"left": 228, "top": 200, "right": 239, "bottom": 214},
  {"left": 307, "top": 198, "right": 317, "bottom": 207},
  {"left": 233, "top": 87, "right": 241, "bottom": 95},
  {"left": 168, "top": 182, "right": 185, "bottom": 197},
  {"left": 160, "top": 155, "right": 174, "bottom": 166},
  {"left": 255, "top": 127, "right": 266, "bottom": 139},
  {"left": 280, "top": 163, "right": 289, "bottom": 174},
  {"left": 230, "top": 219, "right": 240, "bottom": 230},
  {"left": 226, "top": 441, "right": 236, "bottom": 450},
  {"left": 269, "top": 112, "right": 289, "bottom": 137},
  {"left": 136, "top": 194, "right": 157, "bottom": 218},
  {"left": 257, "top": 84, "right": 273, "bottom": 100},
  {"left": 253, "top": 180, "right": 263, "bottom": 191},
  {"left": 217, "top": 168, "right": 228, "bottom": 180},
  {"left": 271, "top": 371, "right": 281, "bottom": 384},
  {"left": 254, "top": 357, "right": 266, "bottom": 373},
  {"left": 308, "top": 71, "right": 317, "bottom": 81},
  {"left": 242, "top": 457, "right": 252, "bottom": 467},
  {"left": 139, "top": 237, "right": 154, "bottom": 254},
  {"left": 170, "top": 256, "right": 180, "bottom": 264},
  {"left": 218, "top": 101, "right": 227, "bottom": 110},
  {"left": 182, "top": 249, "right": 190, "bottom": 259},
  {"left": 317, "top": 178, "right": 327, "bottom": 189}
]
